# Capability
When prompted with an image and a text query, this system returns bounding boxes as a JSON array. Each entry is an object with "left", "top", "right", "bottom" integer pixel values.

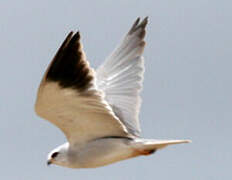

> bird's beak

[{"left": 47, "top": 160, "right": 52, "bottom": 166}]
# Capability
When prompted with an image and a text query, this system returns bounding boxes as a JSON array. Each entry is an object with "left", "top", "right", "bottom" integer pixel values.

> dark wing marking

[
  {"left": 128, "top": 17, "right": 148, "bottom": 38},
  {"left": 46, "top": 31, "right": 94, "bottom": 91}
]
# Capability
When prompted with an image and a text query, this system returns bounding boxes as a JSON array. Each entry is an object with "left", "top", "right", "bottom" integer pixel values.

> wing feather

[
  {"left": 35, "top": 32, "right": 129, "bottom": 146},
  {"left": 96, "top": 17, "right": 148, "bottom": 136}
]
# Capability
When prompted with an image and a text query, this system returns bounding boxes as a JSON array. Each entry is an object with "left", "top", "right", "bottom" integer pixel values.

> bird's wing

[
  {"left": 96, "top": 17, "right": 148, "bottom": 136},
  {"left": 35, "top": 32, "right": 129, "bottom": 146}
]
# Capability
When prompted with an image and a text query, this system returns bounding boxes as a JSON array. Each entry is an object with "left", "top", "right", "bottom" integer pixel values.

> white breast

[{"left": 69, "top": 138, "right": 135, "bottom": 168}]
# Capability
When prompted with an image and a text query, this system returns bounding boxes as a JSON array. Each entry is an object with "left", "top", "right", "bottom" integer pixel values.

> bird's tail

[{"left": 132, "top": 139, "right": 191, "bottom": 155}]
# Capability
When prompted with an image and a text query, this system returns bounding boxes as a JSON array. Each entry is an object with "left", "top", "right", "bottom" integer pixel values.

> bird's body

[
  {"left": 57, "top": 137, "right": 135, "bottom": 168},
  {"left": 47, "top": 137, "right": 189, "bottom": 168},
  {"left": 35, "top": 17, "right": 190, "bottom": 169}
]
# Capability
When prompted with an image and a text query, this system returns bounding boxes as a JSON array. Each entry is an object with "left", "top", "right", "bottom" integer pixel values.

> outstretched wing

[
  {"left": 96, "top": 17, "right": 148, "bottom": 136},
  {"left": 35, "top": 32, "right": 129, "bottom": 146}
]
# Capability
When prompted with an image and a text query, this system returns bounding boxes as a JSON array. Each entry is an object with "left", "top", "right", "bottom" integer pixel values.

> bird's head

[{"left": 47, "top": 143, "right": 69, "bottom": 167}]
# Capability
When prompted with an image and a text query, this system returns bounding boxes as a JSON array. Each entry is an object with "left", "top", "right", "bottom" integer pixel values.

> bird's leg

[{"left": 134, "top": 149, "right": 157, "bottom": 156}]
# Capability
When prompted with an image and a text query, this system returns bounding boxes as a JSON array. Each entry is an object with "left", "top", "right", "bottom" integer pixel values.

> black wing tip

[
  {"left": 128, "top": 17, "right": 149, "bottom": 35},
  {"left": 45, "top": 30, "right": 93, "bottom": 91},
  {"left": 64, "top": 31, "right": 81, "bottom": 43},
  {"left": 141, "top": 16, "right": 148, "bottom": 27},
  {"left": 67, "top": 31, "right": 81, "bottom": 48},
  {"left": 68, "top": 31, "right": 74, "bottom": 37},
  {"left": 71, "top": 31, "right": 81, "bottom": 41}
]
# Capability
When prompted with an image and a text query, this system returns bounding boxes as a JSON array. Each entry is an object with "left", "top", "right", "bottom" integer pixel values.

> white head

[{"left": 47, "top": 143, "right": 70, "bottom": 167}]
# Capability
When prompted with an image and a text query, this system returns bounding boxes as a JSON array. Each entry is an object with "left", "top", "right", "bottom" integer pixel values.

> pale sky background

[{"left": 0, "top": 0, "right": 231, "bottom": 179}]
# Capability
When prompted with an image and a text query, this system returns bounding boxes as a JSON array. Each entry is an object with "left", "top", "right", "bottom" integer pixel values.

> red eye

[{"left": 51, "top": 152, "right": 59, "bottom": 159}]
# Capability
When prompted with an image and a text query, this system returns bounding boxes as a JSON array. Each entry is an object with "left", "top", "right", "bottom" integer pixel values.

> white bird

[{"left": 35, "top": 17, "right": 190, "bottom": 169}]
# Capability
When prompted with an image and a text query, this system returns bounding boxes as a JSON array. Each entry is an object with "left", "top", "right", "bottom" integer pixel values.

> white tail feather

[{"left": 134, "top": 139, "right": 191, "bottom": 151}]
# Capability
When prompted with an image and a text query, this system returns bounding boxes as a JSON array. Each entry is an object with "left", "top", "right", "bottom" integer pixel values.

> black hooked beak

[{"left": 47, "top": 160, "right": 52, "bottom": 166}]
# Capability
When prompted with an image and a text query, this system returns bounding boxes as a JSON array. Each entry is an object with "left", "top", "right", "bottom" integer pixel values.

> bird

[{"left": 35, "top": 17, "right": 191, "bottom": 169}]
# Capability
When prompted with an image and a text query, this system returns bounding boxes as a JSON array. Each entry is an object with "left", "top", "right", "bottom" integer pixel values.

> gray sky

[{"left": 1, "top": 0, "right": 231, "bottom": 179}]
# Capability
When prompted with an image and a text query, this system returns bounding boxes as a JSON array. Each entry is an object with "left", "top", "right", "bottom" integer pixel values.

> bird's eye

[{"left": 51, "top": 152, "right": 59, "bottom": 159}]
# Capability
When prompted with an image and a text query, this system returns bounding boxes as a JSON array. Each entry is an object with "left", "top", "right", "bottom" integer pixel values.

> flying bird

[{"left": 35, "top": 17, "right": 190, "bottom": 168}]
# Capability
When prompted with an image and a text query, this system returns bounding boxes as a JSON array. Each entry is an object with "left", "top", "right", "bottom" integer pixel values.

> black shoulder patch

[{"left": 46, "top": 31, "right": 93, "bottom": 91}]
